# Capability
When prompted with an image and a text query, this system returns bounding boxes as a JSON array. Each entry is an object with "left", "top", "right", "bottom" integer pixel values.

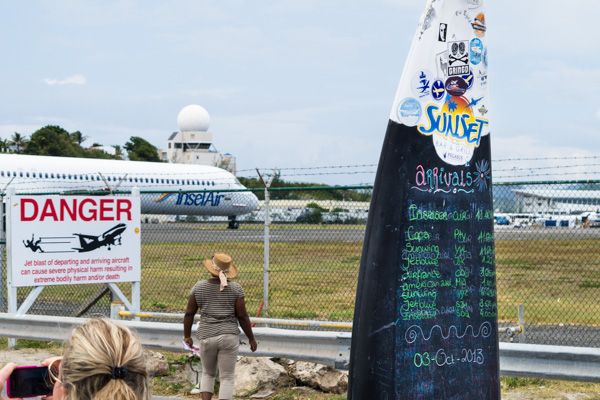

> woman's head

[
  {"left": 58, "top": 318, "right": 149, "bottom": 400},
  {"left": 203, "top": 253, "right": 238, "bottom": 291},
  {"left": 202, "top": 253, "right": 238, "bottom": 279}
]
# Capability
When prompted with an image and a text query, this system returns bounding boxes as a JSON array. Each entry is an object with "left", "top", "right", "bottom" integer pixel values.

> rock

[
  {"left": 292, "top": 361, "right": 348, "bottom": 394},
  {"left": 143, "top": 350, "right": 169, "bottom": 377},
  {"left": 164, "top": 361, "right": 189, "bottom": 384},
  {"left": 190, "top": 385, "right": 202, "bottom": 395},
  {"left": 250, "top": 389, "right": 275, "bottom": 398},
  {"left": 185, "top": 356, "right": 203, "bottom": 386},
  {"left": 234, "top": 357, "right": 293, "bottom": 397}
]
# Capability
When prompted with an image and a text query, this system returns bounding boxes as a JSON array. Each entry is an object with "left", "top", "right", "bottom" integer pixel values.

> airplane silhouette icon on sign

[{"left": 73, "top": 223, "right": 127, "bottom": 252}]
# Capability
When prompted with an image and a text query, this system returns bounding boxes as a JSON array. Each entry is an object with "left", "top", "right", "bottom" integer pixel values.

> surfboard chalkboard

[{"left": 348, "top": 1, "right": 499, "bottom": 399}]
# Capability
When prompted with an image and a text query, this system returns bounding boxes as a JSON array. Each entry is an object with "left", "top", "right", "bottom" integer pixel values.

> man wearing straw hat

[{"left": 183, "top": 253, "right": 258, "bottom": 400}]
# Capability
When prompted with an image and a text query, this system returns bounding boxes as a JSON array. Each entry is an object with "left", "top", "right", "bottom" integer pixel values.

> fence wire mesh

[{"left": 2, "top": 181, "right": 600, "bottom": 347}]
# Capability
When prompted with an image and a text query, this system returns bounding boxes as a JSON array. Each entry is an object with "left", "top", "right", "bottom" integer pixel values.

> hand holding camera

[{"left": 0, "top": 357, "right": 63, "bottom": 399}]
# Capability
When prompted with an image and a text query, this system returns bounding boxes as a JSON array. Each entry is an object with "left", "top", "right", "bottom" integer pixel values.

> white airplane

[{"left": 0, "top": 154, "right": 259, "bottom": 229}]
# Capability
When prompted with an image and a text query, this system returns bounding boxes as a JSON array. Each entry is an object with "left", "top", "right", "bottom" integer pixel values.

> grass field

[
  {"left": 12, "top": 234, "right": 600, "bottom": 328},
  {"left": 138, "top": 240, "right": 362, "bottom": 321},
  {"left": 496, "top": 238, "right": 600, "bottom": 325}
]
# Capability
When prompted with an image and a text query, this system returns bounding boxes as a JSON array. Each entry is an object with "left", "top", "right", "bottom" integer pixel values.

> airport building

[
  {"left": 161, "top": 105, "right": 236, "bottom": 174},
  {"left": 512, "top": 189, "right": 600, "bottom": 215}
]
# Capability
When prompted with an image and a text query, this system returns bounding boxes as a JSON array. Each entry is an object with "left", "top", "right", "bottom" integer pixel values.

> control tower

[{"left": 165, "top": 105, "right": 236, "bottom": 173}]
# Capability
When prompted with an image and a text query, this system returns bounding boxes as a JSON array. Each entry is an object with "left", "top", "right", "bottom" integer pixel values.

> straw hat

[{"left": 203, "top": 253, "right": 238, "bottom": 279}]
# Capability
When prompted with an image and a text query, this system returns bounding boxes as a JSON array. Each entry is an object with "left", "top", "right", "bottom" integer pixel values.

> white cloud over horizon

[{"left": 42, "top": 74, "right": 87, "bottom": 86}]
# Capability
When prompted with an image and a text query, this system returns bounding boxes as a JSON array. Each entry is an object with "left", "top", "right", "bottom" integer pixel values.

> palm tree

[
  {"left": 0, "top": 138, "right": 8, "bottom": 153},
  {"left": 112, "top": 145, "right": 124, "bottom": 160},
  {"left": 10, "top": 132, "right": 27, "bottom": 153},
  {"left": 70, "top": 131, "right": 88, "bottom": 146}
]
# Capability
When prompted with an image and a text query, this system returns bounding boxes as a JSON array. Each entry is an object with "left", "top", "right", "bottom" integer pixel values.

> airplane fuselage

[{"left": 0, "top": 154, "right": 259, "bottom": 217}]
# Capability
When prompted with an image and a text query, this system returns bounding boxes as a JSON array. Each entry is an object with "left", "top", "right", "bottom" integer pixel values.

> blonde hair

[{"left": 61, "top": 318, "right": 150, "bottom": 400}]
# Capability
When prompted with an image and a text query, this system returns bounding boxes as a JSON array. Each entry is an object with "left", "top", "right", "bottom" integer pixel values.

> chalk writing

[
  {"left": 404, "top": 322, "right": 493, "bottom": 343},
  {"left": 478, "top": 231, "right": 494, "bottom": 242},
  {"left": 414, "top": 348, "right": 485, "bottom": 369},
  {"left": 479, "top": 287, "right": 496, "bottom": 297},
  {"left": 390, "top": 147, "right": 497, "bottom": 397},
  {"left": 475, "top": 208, "right": 494, "bottom": 220},
  {"left": 414, "top": 164, "right": 474, "bottom": 191},
  {"left": 406, "top": 226, "right": 435, "bottom": 242},
  {"left": 454, "top": 229, "right": 472, "bottom": 243},
  {"left": 408, "top": 203, "right": 449, "bottom": 221}
]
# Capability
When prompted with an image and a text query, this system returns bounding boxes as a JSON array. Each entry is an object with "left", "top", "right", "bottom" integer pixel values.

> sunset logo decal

[{"left": 418, "top": 96, "right": 489, "bottom": 147}]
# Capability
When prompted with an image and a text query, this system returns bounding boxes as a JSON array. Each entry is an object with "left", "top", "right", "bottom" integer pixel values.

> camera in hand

[{"left": 7, "top": 366, "right": 54, "bottom": 398}]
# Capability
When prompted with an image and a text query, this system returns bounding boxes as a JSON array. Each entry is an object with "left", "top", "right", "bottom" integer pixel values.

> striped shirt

[{"left": 190, "top": 280, "right": 245, "bottom": 340}]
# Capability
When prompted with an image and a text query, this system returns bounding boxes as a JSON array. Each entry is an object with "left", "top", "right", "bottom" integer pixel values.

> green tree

[
  {"left": 124, "top": 136, "right": 161, "bottom": 162},
  {"left": 25, "top": 125, "right": 77, "bottom": 157},
  {"left": 238, "top": 174, "right": 372, "bottom": 203},
  {"left": 306, "top": 202, "right": 327, "bottom": 212},
  {"left": 298, "top": 208, "right": 323, "bottom": 224},
  {"left": 25, "top": 125, "right": 115, "bottom": 159},
  {"left": 10, "top": 132, "right": 28, "bottom": 153},
  {"left": 112, "top": 145, "right": 124, "bottom": 160},
  {"left": 0, "top": 138, "right": 9, "bottom": 153},
  {"left": 69, "top": 131, "right": 88, "bottom": 146}
]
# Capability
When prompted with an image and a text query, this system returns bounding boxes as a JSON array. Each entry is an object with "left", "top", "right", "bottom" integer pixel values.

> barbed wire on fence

[{"left": 242, "top": 156, "right": 600, "bottom": 185}]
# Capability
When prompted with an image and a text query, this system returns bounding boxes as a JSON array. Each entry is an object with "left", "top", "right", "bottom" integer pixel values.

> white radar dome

[{"left": 177, "top": 104, "right": 210, "bottom": 132}]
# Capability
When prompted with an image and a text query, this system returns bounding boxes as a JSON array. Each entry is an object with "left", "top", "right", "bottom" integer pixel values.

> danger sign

[{"left": 7, "top": 195, "right": 141, "bottom": 288}]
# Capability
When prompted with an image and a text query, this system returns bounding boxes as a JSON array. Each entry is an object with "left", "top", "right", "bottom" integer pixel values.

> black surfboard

[{"left": 348, "top": 1, "right": 499, "bottom": 399}]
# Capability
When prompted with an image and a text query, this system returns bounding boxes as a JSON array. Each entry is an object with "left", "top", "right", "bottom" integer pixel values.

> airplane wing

[{"left": 73, "top": 234, "right": 98, "bottom": 240}]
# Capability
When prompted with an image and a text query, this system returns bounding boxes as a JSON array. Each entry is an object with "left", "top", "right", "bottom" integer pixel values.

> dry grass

[{"left": 496, "top": 239, "right": 600, "bottom": 324}]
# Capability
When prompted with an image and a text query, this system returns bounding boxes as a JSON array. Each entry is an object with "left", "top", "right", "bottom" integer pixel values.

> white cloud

[
  {"left": 182, "top": 88, "right": 246, "bottom": 101},
  {"left": 0, "top": 124, "right": 43, "bottom": 139},
  {"left": 263, "top": 0, "right": 418, "bottom": 14},
  {"left": 209, "top": 106, "right": 384, "bottom": 185},
  {"left": 518, "top": 61, "right": 600, "bottom": 101},
  {"left": 262, "top": 0, "right": 344, "bottom": 14},
  {"left": 43, "top": 74, "right": 86, "bottom": 86},
  {"left": 274, "top": 26, "right": 367, "bottom": 67},
  {"left": 491, "top": 135, "right": 600, "bottom": 181},
  {"left": 489, "top": 1, "right": 600, "bottom": 57},
  {"left": 39, "top": 0, "right": 236, "bottom": 28},
  {"left": 79, "top": 125, "right": 167, "bottom": 148},
  {"left": 596, "top": 107, "right": 600, "bottom": 119},
  {"left": 30, "top": 115, "right": 73, "bottom": 125}
]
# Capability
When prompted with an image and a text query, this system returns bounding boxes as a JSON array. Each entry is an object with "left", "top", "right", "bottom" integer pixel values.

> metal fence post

[
  {"left": 6, "top": 188, "right": 16, "bottom": 316},
  {"left": 0, "top": 194, "right": 5, "bottom": 313},
  {"left": 518, "top": 303, "right": 526, "bottom": 343},
  {"left": 5, "top": 188, "right": 17, "bottom": 347},
  {"left": 256, "top": 169, "right": 277, "bottom": 319},
  {"left": 131, "top": 187, "right": 141, "bottom": 321},
  {"left": 110, "top": 302, "right": 125, "bottom": 320},
  {"left": 263, "top": 185, "right": 270, "bottom": 318}
]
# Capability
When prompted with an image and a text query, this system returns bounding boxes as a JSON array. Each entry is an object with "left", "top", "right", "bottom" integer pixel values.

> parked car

[{"left": 495, "top": 215, "right": 510, "bottom": 225}]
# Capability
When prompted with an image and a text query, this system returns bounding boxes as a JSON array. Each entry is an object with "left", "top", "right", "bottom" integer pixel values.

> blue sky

[{"left": 2, "top": 0, "right": 599, "bottom": 185}]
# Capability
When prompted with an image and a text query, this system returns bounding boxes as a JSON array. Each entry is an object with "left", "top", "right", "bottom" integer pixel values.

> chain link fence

[
  {"left": 2, "top": 181, "right": 600, "bottom": 347},
  {"left": 493, "top": 181, "right": 600, "bottom": 346}
]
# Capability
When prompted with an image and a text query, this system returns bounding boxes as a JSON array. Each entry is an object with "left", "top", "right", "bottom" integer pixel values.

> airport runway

[
  {"left": 140, "top": 224, "right": 366, "bottom": 243},
  {"left": 140, "top": 223, "right": 600, "bottom": 244}
]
